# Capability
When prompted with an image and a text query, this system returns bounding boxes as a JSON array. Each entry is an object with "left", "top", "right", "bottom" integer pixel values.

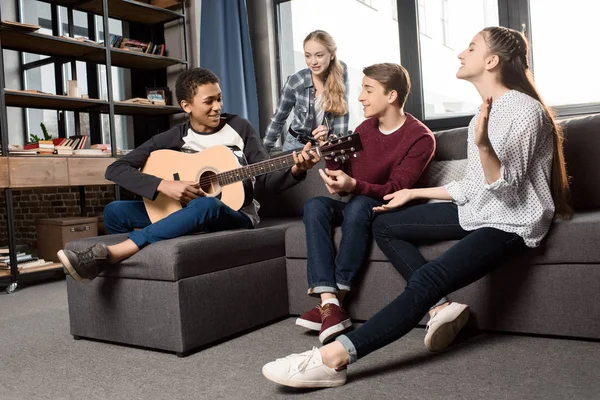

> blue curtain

[{"left": 200, "top": 0, "right": 259, "bottom": 132}]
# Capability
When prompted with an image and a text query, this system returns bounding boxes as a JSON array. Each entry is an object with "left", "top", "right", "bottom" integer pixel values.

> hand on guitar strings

[
  {"left": 157, "top": 180, "right": 205, "bottom": 203},
  {"left": 291, "top": 142, "right": 321, "bottom": 176},
  {"left": 319, "top": 168, "right": 356, "bottom": 195}
]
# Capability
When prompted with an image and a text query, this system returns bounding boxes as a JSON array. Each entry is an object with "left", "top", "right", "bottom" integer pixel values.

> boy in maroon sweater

[{"left": 297, "top": 63, "right": 435, "bottom": 344}]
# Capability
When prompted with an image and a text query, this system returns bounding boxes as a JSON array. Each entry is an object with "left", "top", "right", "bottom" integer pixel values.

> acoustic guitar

[{"left": 141, "top": 133, "right": 363, "bottom": 223}]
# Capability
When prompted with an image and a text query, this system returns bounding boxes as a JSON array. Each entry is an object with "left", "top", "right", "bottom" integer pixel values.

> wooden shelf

[
  {"left": 0, "top": 30, "right": 102, "bottom": 58},
  {"left": 113, "top": 101, "right": 182, "bottom": 115},
  {"left": 5, "top": 90, "right": 108, "bottom": 112},
  {"left": 0, "top": 263, "right": 63, "bottom": 278},
  {"left": 4, "top": 91, "right": 183, "bottom": 116},
  {"left": 19, "top": 262, "right": 64, "bottom": 275},
  {"left": 0, "top": 30, "right": 186, "bottom": 70},
  {"left": 38, "top": 0, "right": 184, "bottom": 24},
  {"left": 96, "top": 48, "right": 186, "bottom": 70}
]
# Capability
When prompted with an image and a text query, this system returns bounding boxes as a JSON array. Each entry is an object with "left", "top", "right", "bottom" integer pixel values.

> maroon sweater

[{"left": 326, "top": 113, "right": 435, "bottom": 201}]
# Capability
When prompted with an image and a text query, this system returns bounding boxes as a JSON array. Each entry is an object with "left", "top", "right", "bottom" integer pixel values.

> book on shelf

[
  {"left": 109, "top": 35, "right": 165, "bottom": 56},
  {"left": 0, "top": 20, "right": 41, "bottom": 32},
  {"left": 61, "top": 35, "right": 100, "bottom": 45},
  {"left": 73, "top": 149, "right": 111, "bottom": 157},
  {"left": 18, "top": 259, "right": 55, "bottom": 271},
  {"left": 0, "top": 253, "right": 37, "bottom": 267},
  {"left": 121, "top": 97, "right": 166, "bottom": 106}
]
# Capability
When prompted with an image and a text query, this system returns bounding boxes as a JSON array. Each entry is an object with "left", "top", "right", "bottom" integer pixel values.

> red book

[{"left": 23, "top": 143, "right": 39, "bottom": 150}]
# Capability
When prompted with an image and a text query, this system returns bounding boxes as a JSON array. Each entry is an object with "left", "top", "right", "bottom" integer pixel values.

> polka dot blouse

[{"left": 444, "top": 90, "right": 555, "bottom": 248}]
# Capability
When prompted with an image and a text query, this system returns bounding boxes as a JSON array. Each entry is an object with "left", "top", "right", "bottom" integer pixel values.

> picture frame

[{"left": 145, "top": 87, "right": 170, "bottom": 105}]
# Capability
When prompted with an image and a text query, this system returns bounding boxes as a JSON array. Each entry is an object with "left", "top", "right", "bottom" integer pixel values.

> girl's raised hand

[{"left": 474, "top": 97, "right": 492, "bottom": 148}]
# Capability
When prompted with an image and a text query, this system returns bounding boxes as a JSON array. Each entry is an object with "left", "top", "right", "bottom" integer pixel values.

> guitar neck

[{"left": 216, "top": 152, "right": 310, "bottom": 186}]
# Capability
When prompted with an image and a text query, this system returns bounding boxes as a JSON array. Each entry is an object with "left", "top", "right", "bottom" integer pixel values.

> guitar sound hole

[{"left": 198, "top": 171, "right": 220, "bottom": 195}]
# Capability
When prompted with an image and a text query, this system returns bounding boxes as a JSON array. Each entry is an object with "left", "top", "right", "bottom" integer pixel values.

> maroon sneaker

[
  {"left": 296, "top": 304, "right": 322, "bottom": 331},
  {"left": 318, "top": 303, "right": 352, "bottom": 344}
]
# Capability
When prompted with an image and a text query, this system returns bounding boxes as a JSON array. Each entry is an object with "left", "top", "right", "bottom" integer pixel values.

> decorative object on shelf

[
  {"left": 67, "top": 80, "right": 79, "bottom": 97},
  {"left": 29, "top": 122, "right": 52, "bottom": 143},
  {"left": 146, "top": 87, "right": 170, "bottom": 105}
]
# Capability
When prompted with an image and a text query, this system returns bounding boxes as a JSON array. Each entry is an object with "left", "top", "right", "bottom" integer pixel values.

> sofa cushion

[
  {"left": 560, "top": 113, "right": 600, "bottom": 210},
  {"left": 417, "top": 159, "right": 468, "bottom": 188},
  {"left": 285, "top": 210, "right": 600, "bottom": 265},
  {"left": 65, "top": 217, "right": 299, "bottom": 282},
  {"left": 431, "top": 127, "right": 468, "bottom": 161}
]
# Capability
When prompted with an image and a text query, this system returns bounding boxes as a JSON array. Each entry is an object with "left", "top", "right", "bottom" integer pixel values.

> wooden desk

[
  {"left": 0, "top": 156, "right": 116, "bottom": 290},
  {"left": 0, "top": 156, "right": 115, "bottom": 188}
]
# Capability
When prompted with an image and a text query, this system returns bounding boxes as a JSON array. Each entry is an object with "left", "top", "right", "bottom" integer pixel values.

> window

[
  {"left": 418, "top": 0, "right": 429, "bottom": 37},
  {"left": 277, "top": 0, "right": 400, "bottom": 131},
  {"left": 441, "top": 0, "right": 450, "bottom": 48},
  {"left": 356, "top": 0, "right": 375, "bottom": 9},
  {"left": 530, "top": 0, "right": 600, "bottom": 107},
  {"left": 419, "top": 0, "right": 499, "bottom": 119}
]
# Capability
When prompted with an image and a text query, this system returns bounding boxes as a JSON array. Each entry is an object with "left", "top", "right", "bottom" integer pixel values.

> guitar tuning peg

[
  {"left": 334, "top": 157, "right": 339, "bottom": 162},
  {"left": 347, "top": 130, "right": 353, "bottom": 135},
  {"left": 350, "top": 147, "right": 355, "bottom": 152},
  {"left": 353, "top": 153, "right": 359, "bottom": 158}
]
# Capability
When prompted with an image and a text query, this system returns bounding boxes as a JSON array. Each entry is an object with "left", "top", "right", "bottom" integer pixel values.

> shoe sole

[
  {"left": 262, "top": 366, "right": 346, "bottom": 388},
  {"left": 425, "top": 305, "right": 470, "bottom": 351},
  {"left": 296, "top": 318, "right": 322, "bottom": 331},
  {"left": 319, "top": 319, "right": 352, "bottom": 344},
  {"left": 57, "top": 250, "right": 90, "bottom": 283}
]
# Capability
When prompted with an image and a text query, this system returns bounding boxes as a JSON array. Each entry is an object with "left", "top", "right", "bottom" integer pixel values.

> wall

[{"left": 0, "top": 186, "right": 115, "bottom": 248}]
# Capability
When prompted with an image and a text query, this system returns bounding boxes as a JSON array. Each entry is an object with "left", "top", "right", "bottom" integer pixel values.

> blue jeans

[
  {"left": 282, "top": 132, "right": 306, "bottom": 151},
  {"left": 103, "top": 198, "right": 253, "bottom": 249},
  {"left": 304, "top": 195, "right": 382, "bottom": 295},
  {"left": 337, "top": 202, "right": 526, "bottom": 363}
]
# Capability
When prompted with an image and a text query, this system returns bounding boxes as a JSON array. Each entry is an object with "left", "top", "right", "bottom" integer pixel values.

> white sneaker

[
  {"left": 262, "top": 347, "right": 347, "bottom": 388},
  {"left": 424, "top": 302, "right": 470, "bottom": 351}
]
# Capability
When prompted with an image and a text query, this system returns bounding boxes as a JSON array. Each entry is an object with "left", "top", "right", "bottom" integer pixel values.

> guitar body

[{"left": 141, "top": 146, "right": 245, "bottom": 223}]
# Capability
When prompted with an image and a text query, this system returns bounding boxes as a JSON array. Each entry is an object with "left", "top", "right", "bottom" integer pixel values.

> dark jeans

[
  {"left": 103, "top": 198, "right": 253, "bottom": 249},
  {"left": 337, "top": 202, "right": 526, "bottom": 363},
  {"left": 304, "top": 195, "right": 382, "bottom": 295}
]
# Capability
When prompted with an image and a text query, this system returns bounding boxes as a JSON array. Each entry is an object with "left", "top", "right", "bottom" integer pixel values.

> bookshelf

[
  {"left": 0, "top": 0, "right": 188, "bottom": 293},
  {"left": 0, "top": 29, "right": 186, "bottom": 70}
]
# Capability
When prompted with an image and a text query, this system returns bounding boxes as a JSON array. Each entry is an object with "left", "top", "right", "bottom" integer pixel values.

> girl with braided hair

[
  {"left": 262, "top": 26, "right": 571, "bottom": 388},
  {"left": 263, "top": 30, "right": 349, "bottom": 152}
]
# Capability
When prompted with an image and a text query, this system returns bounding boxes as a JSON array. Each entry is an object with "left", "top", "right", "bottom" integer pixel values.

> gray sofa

[{"left": 65, "top": 113, "right": 600, "bottom": 356}]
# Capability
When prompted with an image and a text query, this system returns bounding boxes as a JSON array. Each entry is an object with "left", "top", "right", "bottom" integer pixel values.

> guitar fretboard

[{"left": 217, "top": 154, "right": 298, "bottom": 185}]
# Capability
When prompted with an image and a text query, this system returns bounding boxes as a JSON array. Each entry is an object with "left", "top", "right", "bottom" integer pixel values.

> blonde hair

[
  {"left": 482, "top": 27, "right": 571, "bottom": 219},
  {"left": 303, "top": 30, "right": 348, "bottom": 116}
]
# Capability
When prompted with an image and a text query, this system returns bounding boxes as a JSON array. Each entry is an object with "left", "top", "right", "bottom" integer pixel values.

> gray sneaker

[{"left": 57, "top": 243, "right": 110, "bottom": 283}]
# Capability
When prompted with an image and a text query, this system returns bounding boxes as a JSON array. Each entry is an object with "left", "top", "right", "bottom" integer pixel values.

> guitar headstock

[{"left": 318, "top": 132, "right": 363, "bottom": 162}]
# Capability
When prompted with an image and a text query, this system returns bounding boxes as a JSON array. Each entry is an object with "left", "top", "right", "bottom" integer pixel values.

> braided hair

[{"left": 482, "top": 27, "right": 571, "bottom": 218}]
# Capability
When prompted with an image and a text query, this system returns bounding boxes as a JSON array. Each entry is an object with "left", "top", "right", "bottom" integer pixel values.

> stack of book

[
  {"left": 109, "top": 34, "right": 165, "bottom": 56},
  {"left": 0, "top": 250, "right": 54, "bottom": 272},
  {"left": 55, "top": 136, "right": 89, "bottom": 155}
]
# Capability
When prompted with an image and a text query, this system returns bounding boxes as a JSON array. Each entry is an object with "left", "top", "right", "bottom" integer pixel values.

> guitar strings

[{"left": 195, "top": 138, "right": 354, "bottom": 186}]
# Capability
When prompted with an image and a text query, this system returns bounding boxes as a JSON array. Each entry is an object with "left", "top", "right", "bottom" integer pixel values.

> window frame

[{"left": 273, "top": 0, "right": 600, "bottom": 132}]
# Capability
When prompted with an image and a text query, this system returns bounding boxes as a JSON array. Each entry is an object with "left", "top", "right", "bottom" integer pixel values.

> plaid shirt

[{"left": 263, "top": 61, "right": 349, "bottom": 151}]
